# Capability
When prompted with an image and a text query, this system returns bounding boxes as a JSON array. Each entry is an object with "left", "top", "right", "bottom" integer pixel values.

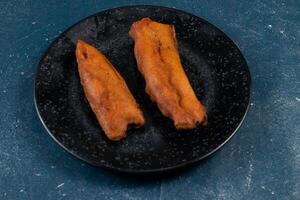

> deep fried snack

[
  {"left": 76, "top": 40, "right": 145, "bottom": 141},
  {"left": 130, "top": 18, "right": 207, "bottom": 129}
]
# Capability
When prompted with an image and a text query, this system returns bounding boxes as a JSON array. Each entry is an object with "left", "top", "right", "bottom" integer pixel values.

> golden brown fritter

[
  {"left": 76, "top": 40, "right": 145, "bottom": 141},
  {"left": 130, "top": 18, "right": 207, "bottom": 129}
]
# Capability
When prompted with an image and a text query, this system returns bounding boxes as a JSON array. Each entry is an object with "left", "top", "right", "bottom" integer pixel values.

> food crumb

[
  {"left": 57, "top": 183, "right": 65, "bottom": 188},
  {"left": 280, "top": 30, "right": 287, "bottom": 37}
]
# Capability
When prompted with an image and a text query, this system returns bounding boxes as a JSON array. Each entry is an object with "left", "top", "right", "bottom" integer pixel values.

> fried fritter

[
  {"left": 76, "top": 40, "right": 145, "bottom": 141},
  {"left": 130, "top": 18, "right": 207, "bottom": 129}
]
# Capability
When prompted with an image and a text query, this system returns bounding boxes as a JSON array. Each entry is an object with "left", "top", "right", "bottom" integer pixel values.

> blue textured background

[{"left": 0, "top": 0, "right": 299, "bottom": 199}]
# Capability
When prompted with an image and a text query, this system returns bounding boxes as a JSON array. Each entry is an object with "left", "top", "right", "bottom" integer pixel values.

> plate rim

[{"left": 34, "top": 5, "right": 252, "bottom": 173}]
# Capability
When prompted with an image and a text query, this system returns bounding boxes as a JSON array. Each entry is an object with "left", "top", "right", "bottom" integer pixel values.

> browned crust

[
  {"left": 76, "top": 40, "right": 145, "bottom": 140},
  {"left": 130, "top": 18, "right": 207, "bottom": 129}
]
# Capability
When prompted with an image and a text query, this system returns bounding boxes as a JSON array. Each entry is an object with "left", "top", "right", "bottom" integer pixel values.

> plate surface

[{"left": 35, "top": 5, "right": 251, "bottom": 173}]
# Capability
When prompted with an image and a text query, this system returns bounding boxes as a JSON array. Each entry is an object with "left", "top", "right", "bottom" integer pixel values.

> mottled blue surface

[{"left": 0, "top": 0, "right": 299, "bottom": 199}]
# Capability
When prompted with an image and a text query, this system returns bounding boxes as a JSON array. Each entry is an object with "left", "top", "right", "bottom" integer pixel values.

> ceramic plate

[{"left": 35, "top": 5, "right": 251, "bottom": 173}]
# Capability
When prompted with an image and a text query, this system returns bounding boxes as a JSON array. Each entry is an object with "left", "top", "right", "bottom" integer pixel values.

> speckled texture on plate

[{"left": 34, "top": 6, "right": 251, "bottom": 172}]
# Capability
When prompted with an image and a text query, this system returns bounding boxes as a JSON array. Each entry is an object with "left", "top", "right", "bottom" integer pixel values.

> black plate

[{"left": 35, "top": 5, "right": 251, "bottom": 173}]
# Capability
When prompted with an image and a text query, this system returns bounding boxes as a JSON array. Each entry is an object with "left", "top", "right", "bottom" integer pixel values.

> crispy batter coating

[
  {"left": 130, "top": 18, "right": 207, "bottom": 129},
  {"left": 76, "top": 40, "right": 145, "bottom": 141}
]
